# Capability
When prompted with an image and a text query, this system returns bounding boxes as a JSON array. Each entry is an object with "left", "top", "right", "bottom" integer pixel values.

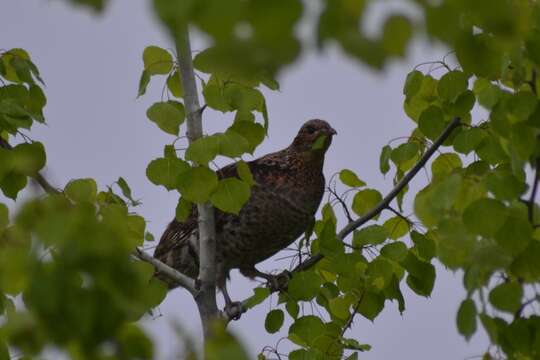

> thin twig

[
  {"left": 327, "top": 186, "right": 353, "bottom": 223},
  {"left": 341, "top": 292, "right": 364, "bottom": 337}
]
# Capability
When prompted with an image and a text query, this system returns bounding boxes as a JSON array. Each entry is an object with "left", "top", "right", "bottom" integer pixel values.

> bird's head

[{"left": 291, "top": 119, "right": 337, "bottom": 155}]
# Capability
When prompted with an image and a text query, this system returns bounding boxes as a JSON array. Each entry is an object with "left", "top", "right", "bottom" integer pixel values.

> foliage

[{"left": 2, "top": 0, "right": 540, "bottom": 359}]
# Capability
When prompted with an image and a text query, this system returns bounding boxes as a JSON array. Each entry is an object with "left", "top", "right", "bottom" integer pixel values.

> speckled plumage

[{"left": 154, "top": 119, "right": 336, "bottom": 289}]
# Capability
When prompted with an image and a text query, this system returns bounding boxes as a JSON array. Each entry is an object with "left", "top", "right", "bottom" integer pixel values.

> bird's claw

[
  {"left": 267, "top": 270, "right": 292, "bottom": 292},
  {"left": 224, "top": 301, "right": 244, "bottom": 321}
]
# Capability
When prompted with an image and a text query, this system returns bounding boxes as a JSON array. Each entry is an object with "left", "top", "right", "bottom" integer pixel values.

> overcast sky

[{"left": 1, "top": 1, "right": 489, "bottom": 359}]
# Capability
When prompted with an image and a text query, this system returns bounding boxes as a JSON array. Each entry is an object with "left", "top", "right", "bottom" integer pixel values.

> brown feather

[{"left": 154, "top": 119, "right": 336, "bottom": 289}]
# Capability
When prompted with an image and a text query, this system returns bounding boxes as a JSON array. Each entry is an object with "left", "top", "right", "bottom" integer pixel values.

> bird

[{"left": 153, "top": 119, "right": 336, "bottom": 310}]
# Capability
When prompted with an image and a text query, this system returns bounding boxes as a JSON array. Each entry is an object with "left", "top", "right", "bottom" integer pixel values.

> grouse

[{"left": 154, "top": 119, "right": 336, "bottom": 303}]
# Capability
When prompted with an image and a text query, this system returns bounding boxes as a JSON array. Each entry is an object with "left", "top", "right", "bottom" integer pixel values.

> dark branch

[
  {"left": 341, "top": 292, "right": 364, "bottom": 337},
  {"left": 327, "top": 186, "right": 353, "bottom": 223}
]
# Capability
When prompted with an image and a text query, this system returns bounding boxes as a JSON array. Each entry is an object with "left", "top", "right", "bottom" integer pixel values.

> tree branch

[
  {"left": 134, "top": 248, "right": 196, "bottom": 294},
  {"left": 174, "top": 26, "right": 219, "bottom": 338}
]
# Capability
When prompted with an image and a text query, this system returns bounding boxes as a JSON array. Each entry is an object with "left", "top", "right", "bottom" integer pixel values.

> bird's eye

[{"left": 306, "top": 126, "right": 317, "bottom": 134}]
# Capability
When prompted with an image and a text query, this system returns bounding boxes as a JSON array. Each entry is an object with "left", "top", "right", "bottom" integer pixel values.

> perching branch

[
  {"left": 134, "top": 248, "right": 196, "bottom": 294},
  {"left": 174, "top": 26, "right": 219, "bottom": 338},
  {"left": 226, "top": 117, "right": 462, "bottom": 321}
]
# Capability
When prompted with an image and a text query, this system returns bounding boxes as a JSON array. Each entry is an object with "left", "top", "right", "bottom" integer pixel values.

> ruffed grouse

[{"left": 154, "top": 119, "right": 336, "bottom": 304}]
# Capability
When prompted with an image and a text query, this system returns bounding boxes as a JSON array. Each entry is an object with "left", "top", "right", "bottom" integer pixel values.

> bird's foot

[
  {"left": 266, "top": 270, "right": 292, "bottom": 292},
  {"left": 223, "top": 301, "right": 245, "bottom": 321}
]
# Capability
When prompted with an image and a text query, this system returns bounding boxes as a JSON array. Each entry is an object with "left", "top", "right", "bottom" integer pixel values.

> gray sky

[{"left": 1, "top": 1, "right": 489, "bottom": 359}]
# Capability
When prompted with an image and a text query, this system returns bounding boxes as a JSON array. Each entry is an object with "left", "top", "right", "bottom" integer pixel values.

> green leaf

[
  {"left": 288, "top": 271, "right": 322, "bottom": 301},
  {"left": 210, "top": 178, "right": 250, "bottom": 214},
  {"left": 237, "top": 161, "right": 255, "bottom": 185},
  {"left": 203, "top": 76, "right": 232, "bottom": 112},
  {"left": 379, "top": 145, "right": 392, "bottom": 175},
  {"left": 419, "top": 106, "right": 446, "bottom": 140},
  {"left": 178, "top": 166, "right": 219, "bottom": 203},
  {"left": 286, "top": 300, "right": 299, "bottom": 319},
  {"left": 244, "top": 288, "right": 271, "bottom": 309},
  {"left": 453, "top": 128, "right": 485, "bottom": 154},
  {"left": 329, "top": 296, "right": 350, "bottom": 320},
  {"left": 401, "top": 252, "right": 436, "bottom": 297},
  {"left": 383, "top": 216, "right": 410, "bottom": 240},
  {"left": 410, "top": 231, "right": 435, "bottom": 261},
  {"left": 455, "top": 33, "right": 503, "bottom": 79},
  {"left": 489, "top": 282, "right": 523, "bottom": 313},
  {"left": 403, "top": 70, "right": 424, "bottom": 99},
  {"left": 357, "top": 292, "right": 384, "bottom": 321},
  {"left": 163, "top": 144, "right": 177, "bottom": 158},
  {"left": 339, "top": 169, "right": 366, "bottom": 187},
  {"left": 146, "top": 101, "right": 185, "bottom": 136},
  {"left": 510, "top": 123, "right": 536, "bottom": 160},
  {"left": 11, "top": 142, "right": 46, "bottom": 176},
  {"left": 381, "top": 15, "right": 412, "bottom": 57},
  {"left": 352, "top": 189, "right": 382, "bottom": 217},
  {"left": 510, "top": 241, "right": 540, "bottom": 282},
  {"left": 380, "top": 242, "right": 408, "bottom": 261},
  {"left": 224, "top": 84, "right": 264, "bottom": 112},
  {"left": 288, "top": 315, "right": 325, "bottom": 346},
  {"left": 166, "top": 70, "right": 184, "bottom": 98},
  {"left": 311, "top": 134, "right": 327, "bottom": 151},
  {"left": 230, "top": 120, "right": 265, "bottom": 154},
  {"left": 265, "top": 309, "right": 284, "bottom": 334},
  {"left": 137, "top": 70, "right": 151, "bottom": 97},
  {"left": 146, "top": 157, "right": 190, "bottom": 190},
  {"left": 0, "top": 172, "right": 27, "bottom": 200},
  {"left": 352, "top": 225, "right": 388, "bottom": 247},
  {"left": 494, "top": 208, "right": 532, "bottom": 255},
  {"left": 117, "top": 177, "right": 138, "bottom": 205},
  {"left": 185, "top": 135, "right": 220, "bottom": 165},
  {"left": 390, "top": 142, "right": 419, "bottom": 166},
  {"left": 473, "top": 78, "right": 501, "bottom": 109},
  {"left": 431, "top": 153, "right": 462, "bottom": 178},
  {"left": 127, "top": 214, "right": 146, "bottom": 246},
  {"left": 438, "top": 71, "right": 468, "bottom": 103},
  {"left": 343, "top": 338, "right": 371, "bottom": 352},
  {"left": 175, "top": 197, "right": 192, "bottom": 222},
  {"left": 217, "top": 130, "right": 250, "bottom": 158},
  {"left": 65, "top": 178, "right": 97, "bottom": 203},
  {"left": 0, "top": 203, "right": 8, "bottom": 230},
  {"left": 463, "top": 198, "right": 508, "bottom": 237},
  {"left": 143, "top": 46, "right": 173, "bottom": 75},
  {"left": 457, "top": 299, "right": 477, "bottom": 341}
]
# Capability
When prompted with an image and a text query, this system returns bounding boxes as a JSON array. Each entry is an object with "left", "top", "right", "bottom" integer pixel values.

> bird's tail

[{"left": 153, "top": 220, "right": 200, "bottom": 289}]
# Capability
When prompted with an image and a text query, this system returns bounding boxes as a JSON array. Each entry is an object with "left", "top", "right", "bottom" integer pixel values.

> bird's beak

[{"left": 328, "top": 127, "right": 337, "bottom": 136}]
